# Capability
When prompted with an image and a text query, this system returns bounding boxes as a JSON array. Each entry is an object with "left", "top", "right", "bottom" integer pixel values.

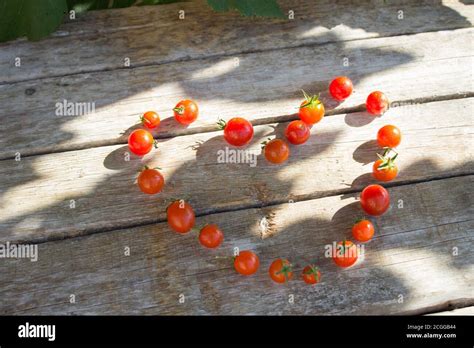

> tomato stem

[
  {"left": 173, "top": 106, "right": 185, "bottom": 115},
  {"left": 216, "top": 118, "right": 226, "bottom": 130}
]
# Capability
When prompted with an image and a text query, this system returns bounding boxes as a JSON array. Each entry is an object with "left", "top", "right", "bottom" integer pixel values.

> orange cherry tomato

[
  {"left": 199, "top": 224, "right": 224, "bottom": 248},
  {"left": 137, "top": 167, "right": 164, "bottom": 194},
  {"left": 141, "top": 111, "right": 161, "bottom": 129},
  {"left": 269, "top": 258, "right": 293, "bottom": 283},
  {"left": 333, "top": 240, "right": 358, "bottom": 268},
  {"left": 128, "top": 129, "right": 155, "bottom": 156},
  {"left": 352, "top": 219, "right": 375, "bottom": 242},
  {"left": 298, "top": 91, "right": 325, "bottom": 125},
  {"left": 234, "top": 250, "right": 260, "bottom": 276},
  {"left": 302, "top": 265, "right": 321, "bottom": 285},
  {"left": 173, "top": 99, "right": 199, "bottom": 125},
  {"left": 377, "top": 125, "right": 401, "bottom": 148},
  {"left": 263, "top": 139, "right": 290, "bottom": 164}
]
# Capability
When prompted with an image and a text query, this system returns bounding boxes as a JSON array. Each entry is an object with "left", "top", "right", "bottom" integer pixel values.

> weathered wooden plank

[
  {"left": 0, "top": 0, "right": 472, "bottom": 84},
  {"left": 0, "top": 97, "right": 472, "bottom": 243},
  {"left": 0, "top": 29, "right": 472, "bottom": 160},
  {"left": 0, "top": 176, "right": 472, "bottom": 315}
]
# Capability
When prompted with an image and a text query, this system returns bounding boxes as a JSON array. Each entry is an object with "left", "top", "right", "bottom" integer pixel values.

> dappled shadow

[{"left": 0, "top": 0, "right": 472, "bottom": 314}]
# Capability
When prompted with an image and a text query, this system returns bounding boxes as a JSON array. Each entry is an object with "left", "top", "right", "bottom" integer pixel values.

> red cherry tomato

[
  {"left": 234, "top": 250, "right": 260, "bottom": 276},
  {"left": 263, "top": 139, "right": 290, "bottom": 164},
  {"left": 352, "top": 219, "right": 375, "bottom": 242},
  {"left": 173, "top": 99, "right": 199, "bottom": 125},
  {"left": 199, "top": 224, "right": 224, "bottom": 248},
  {"left": 302, "top": 265, "right": 321, "bottom": 285},
  {"left": 366, "top": 91, "right": 389, "bottom": 115},
  {"left": 329, "top": 76, "right": 353, "bottom": 101},
  {"left": 377, "top": 125, "right": 401, "bottom": 148},
  {"left": 298, "top": 91, "right": 325, "bottom": 125},
  {"left": 128, "top": 129, "right": 155, "bottom": 156},
  {"left": 137, "top": 167, "right": 164, "bottom": 194},
  {"left": 360, "top": 184, "right": 390, "bottom": 216},
  {"left": 141, "top": 111, "right": 160, "bottom": 129},
  {"left": 269, "top": 258, "right": 293, "bottom": 283},
  {"left": 333, "top": 240, "right": 358, "bottom": 268},
  {"left": 167, "top": 200, "right": 195, "bottom": 233},
  {"left": 218, "top": 117, "right": 254, "bottom": 147},
  {"left": 284, "top": 120, "right": 310, "bottom": 145}
]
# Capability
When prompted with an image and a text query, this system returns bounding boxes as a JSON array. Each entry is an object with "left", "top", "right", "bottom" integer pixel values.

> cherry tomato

[
  {"left": 284, "top": 120, "right": 310, "bottom": 145},
  {"left": 128, "top": 129, "right": 156, "bottom": 156},
  {"left": 360, "top": 184, "right": 390, "bottom": 216},
  {"left": 302, "top": 265, "right": 321, "bottom": 285},
  {"left": 329, "top": 76, "right": 353, "bottom": 101},
  {"left": 234, "top": 250, "right": 259, "bottom": 276},
  {"left": 298, "top": 91, "right": 325, "bottom": 125},
  {"left": 137, "top": 167, "right": 164, "bottom": 194},
  {"left": 333, "top": 240, "right": 358, "bottom": 268},
  {"left": 373, "top": 159, "right": 398, "bottom": 182},
  {"left": 263, "top": 139, "right": 290, "bottom": 164},
  {"left": 352, "top": 219, "right": 375, "bottom": 242},
  {"left": 218, "top": 117, "right": 254, "bottom": 147},
  {"left": 269, "top": 258, "right": 293, "bottom": 283},
  {"left": 141, "top": 111, "right": 160, "bottom": 129},
  {"left": 199, "top": 224, "right": 224, "bottom": 248},
  {"left": 366, "top": 91, "right": 389, "bottom": 115},
  {"left": 173, "top": 99, "right": 199, "bottom": 125},
  {"left": 167, "top": 200, "right": 195, "bottom": 233},
  {"left": 377, "top": 125, "right": 401, "bottom": 148}
]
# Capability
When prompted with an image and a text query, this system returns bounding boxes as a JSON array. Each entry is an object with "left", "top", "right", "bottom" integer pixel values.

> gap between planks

[
  {"left": 14, "top": 173, "right": 474, "bottom": 246},
  {"left": 0, "top": 92, "right": 472, "bottom": 162},
  {"left": 2, "top": 26, "right": 472, "bottom": 87}
]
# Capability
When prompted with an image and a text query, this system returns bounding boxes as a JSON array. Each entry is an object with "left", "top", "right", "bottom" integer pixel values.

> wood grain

[
  {"left": 0, "top": 0, "right": 472, "bottom": 84},
  {"left": 0, "top": 98, "right": 472, "bottom": 244},
  {"left": 0, "top": 28, "right": 472, "bottom": 159},
  {"left": 0, "top": 176, "right": 471, "bottom": 315}
]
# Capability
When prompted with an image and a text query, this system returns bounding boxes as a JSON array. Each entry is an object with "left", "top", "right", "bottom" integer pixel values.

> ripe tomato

[
  {"left": 218, "top": 117, "right": 254, "bottom": 147},
  {"left": 333, "top": 240, "right": 358, "bottom": 268},
  {"left": 263, "top": 138, "right": 290, "bottom": 164},
  {"left": 298, "top": 91, "right": 325, "bottom": 125},
  {"left": 137, "top": 167, "right": 164, "bottom": 194},
  {"left": 199, "top": 224, "right": 224, "bottom": 248},
  {"left": 167, "top": 200, "right": 195, "bottom": 233},
  {"left": 141, "top": 111, "right": 160, "bottom": 129},
  {"left": 366, "top": 91, "right": 389, "bottom": 115},
  {"left": 173, "top": 99, "right": 199, "bottom": 125},
  {"left": 284, "top": 120, "right": 310, "bottom": 145},
  {"left": 373, "top": 152, "right": 398, "bottom": 182},
  {"left": 329, "top": 76, "right": 353, "bottom": 101},
  {"left": 302, "top": 265, "right": 321, "bottom": 285},
  {"left": 360, "top": 184, "right": 390, "bottom": 216},
  {"left": 128, "top": 129, "right": 156, "bottom": 156},
  {"left": 269, "top": 258, "right": 293, "bottom": 283},
  {"left": 352, "top": 219, "right": 375, "bottom": 242},
  {"left": 234, "top": 250, "right": 259, "bottom": 276},
  {"left": 377, "top": 125, "right": 401, "bottom": 148}
]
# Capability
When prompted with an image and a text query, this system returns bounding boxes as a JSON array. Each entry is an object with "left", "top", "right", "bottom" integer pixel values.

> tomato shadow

[
  {"left": 345, "top": 110, "right": 378, "bottom": 127},
  {"left": 352, "top": 140, "right": 379, "bottom": 165}
]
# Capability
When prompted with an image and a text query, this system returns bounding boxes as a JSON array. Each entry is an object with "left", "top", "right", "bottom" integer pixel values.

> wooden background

[{"left": 0, "top": 0, "right": 472, "bottom": 315}]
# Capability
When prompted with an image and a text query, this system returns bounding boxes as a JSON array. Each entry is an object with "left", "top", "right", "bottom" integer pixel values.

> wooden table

[{"left": 0, "top": 0, "right": 472, "bottom": 315}]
